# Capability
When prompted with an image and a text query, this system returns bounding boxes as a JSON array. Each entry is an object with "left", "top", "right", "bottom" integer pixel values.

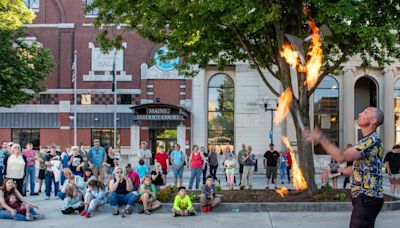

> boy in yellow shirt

[{"left": 172, "top": 186, "right": 196, "bottom": 217}]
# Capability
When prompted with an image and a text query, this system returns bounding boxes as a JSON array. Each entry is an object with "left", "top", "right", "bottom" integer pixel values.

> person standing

[
  {"left": 384, "top": 144, "right": 400, "bottom": 194},
  {"left": 44, "top": 145, "right": 62, "bottom": 200},
  {"left": 78, "top": 143, "right": 90, "bottom": 170},
  {"left": 0, "top": 141, "right": 8, "bottom": 185},
  {"left": 263, "top": 143, "right": 280, "bottom": 189},
  {"left": 68, "top": 147, "right": 84, "bottom": 177},
  {"left": 224, "top": 153, "right": 236, "bottom": 190},
  {"left": 188, "top": 145, "right": 205, "bottom": 190},
  {"left": 104, "top": 146, "right": 117, "bottom": 183},
  {"left": 240, "top": 145, "right": 256, "bottom": 190},
  {"left": 36, "top": 145, "right": 48, "bottom": 193},
  {"left": 138, "top": 141, "right": 152, "bottom": 173},
  {"left": 208, "top": 146, "right": 219, "bottom": 182},
  {"left": 343, "top": 144, "right": 354, "bottom": 189},
  {"left": 170, "top": 144, "right": 185, "bottom": 187},
  {"left": 4, "top": 144, "right": 26, "bottom": 194},
  {"left": 284, "top": 149, "right": 292, "bottom": 183},
  {"left": 305, "top": 107, "right": 385, "bottom": 228},
  {"left": 154, "top": 146, "right": 169, "bottom": 185},
  {"left": 22, "top": 143, "right": 38, "bottom": 196},
  {"left": 87, "top": 139, "right": 106, "bottom": 182},
  {"left": 278, "top": 151, "right": 287, "bottom": 184},
  {"left": 201, "top": 146, "right": 209, "bottom": 184},
  {"left": 237, "top": 144, "right": 247, "bottom": 186}
]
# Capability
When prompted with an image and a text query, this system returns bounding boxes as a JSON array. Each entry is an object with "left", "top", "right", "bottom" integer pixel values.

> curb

[{"left": 151, "top": 200, "right": 400, "bottom": 213}]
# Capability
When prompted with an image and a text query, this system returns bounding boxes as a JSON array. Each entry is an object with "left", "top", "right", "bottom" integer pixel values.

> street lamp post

[{"left": 263, "top": 97, "right": 278, "bottom": 144}]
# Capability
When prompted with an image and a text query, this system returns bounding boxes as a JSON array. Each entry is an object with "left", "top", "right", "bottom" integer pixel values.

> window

[
  {"left": 12, "top": 129, "right": 40, "bottom": 150},
  {"left": 25, "top": 0, "right": 40, "bottom": 12},
  {"left": 119, "top": 94, "right": 132, "bottom": 104},
  {"left": 207, "top": 73, "right": 234, "bottom": 153},
  {"left": 313, "top": 76, "right": 339, "bottom": 154},
  {"left": 91, "top": 129, "right": 121, "bottom": 148},
  {"left": 40, "top": 94, "right": 51, "bottom": 104},
  {"left": 81, "top": 94, "right": 91, "bottom": 104},
  {"left": 394, "top": 79, "right": 400, "bottom": 144},
  {"left": 86, "top": 0, "right": 99, "bottom": 17}
]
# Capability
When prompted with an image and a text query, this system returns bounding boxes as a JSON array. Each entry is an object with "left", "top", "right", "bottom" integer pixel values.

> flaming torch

[{"left": 282, "top": 136, "right": 308, "bottom": 191}]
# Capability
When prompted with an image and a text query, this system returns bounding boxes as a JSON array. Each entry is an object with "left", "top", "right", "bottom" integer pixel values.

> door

[{"left": 149, "top": 129, "right": 177, "bottom": 164}]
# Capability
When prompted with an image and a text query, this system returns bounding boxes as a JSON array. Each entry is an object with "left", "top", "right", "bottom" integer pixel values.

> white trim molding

[{"left": 23, "top": 23, "right": 75, "bottom": 29}]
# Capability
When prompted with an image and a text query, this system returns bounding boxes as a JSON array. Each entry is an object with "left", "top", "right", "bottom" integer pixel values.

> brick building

[{"left": 0, "top": 0, "right": 192, "bottom": 162}]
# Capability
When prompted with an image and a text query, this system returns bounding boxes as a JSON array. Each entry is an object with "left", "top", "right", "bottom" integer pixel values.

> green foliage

[
  {"left": 188, "top": 191, "right": 199, "bottom": 202},
  {"left": 156, "top": 185, "right": 177, "bottom": 202},
  {"left": 0, "top": 30, "right": 53, "bottom": 107},
  {"left": 321, "top": 183, "right": 333, "bottom": 190},
  {"left": 334, "top": 193, "right": 347, "bottom": 201},
  {"left": 215, "top": 185, "right": 222, "bottom": 192},
  {"left": 0, "top": 0, "right": 35, "bottom": 30}
]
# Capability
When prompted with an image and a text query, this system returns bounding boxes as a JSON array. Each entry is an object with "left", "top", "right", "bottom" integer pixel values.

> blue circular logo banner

[{"left": 154, "top": 46, "right": 179, "bottom": 71}]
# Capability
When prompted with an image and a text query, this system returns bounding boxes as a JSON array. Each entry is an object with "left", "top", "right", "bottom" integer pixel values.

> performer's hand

[{"left": 304, "top": 127, "right": 323, "bottom": 144}]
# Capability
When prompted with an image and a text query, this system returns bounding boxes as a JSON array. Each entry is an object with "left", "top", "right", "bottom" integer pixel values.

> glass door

[{"left": 150, "top": 129, "right": 177, "bottom": 164}]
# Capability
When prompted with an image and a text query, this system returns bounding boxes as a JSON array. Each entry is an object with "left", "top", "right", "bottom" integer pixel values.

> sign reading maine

[
  {"left": 146, "top": 108, "right": 171, "bottom": 114},
  {"left": 133, "top": 114, "right": 183, "bottom": 121}
]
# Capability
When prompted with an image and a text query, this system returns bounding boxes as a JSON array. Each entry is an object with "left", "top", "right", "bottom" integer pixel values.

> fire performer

[{"left": 305, "top": 107, "right": 384, "bottom": 228}]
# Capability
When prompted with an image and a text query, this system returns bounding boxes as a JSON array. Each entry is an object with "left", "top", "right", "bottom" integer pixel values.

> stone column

[
  {"left": 130, "top": 124, "right": 140, "bottom": 164},
  {"left": 343, "top": 67, "right": 356, "bottom": 145},
  {"left": 177, "top": 122, "right": 187, "bottom": 152},
  {"left": 383, "top": 67, "right": 396, "bottom": 151}
]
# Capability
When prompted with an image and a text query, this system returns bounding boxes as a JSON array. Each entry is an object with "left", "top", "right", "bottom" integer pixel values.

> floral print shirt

[{"left": 351, "top": 132, "right": 384, "bottom": 198}]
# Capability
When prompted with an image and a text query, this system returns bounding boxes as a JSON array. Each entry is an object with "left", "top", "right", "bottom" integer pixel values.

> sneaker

[
  {"left": 45, "top": 196, "right": 50, "bottom": 200},
  {"left": 274, "top": 186, "right": 278, "bottom": 190},
  {"left": 207, "top": 205, "right": 212, "bottom": 213},
  {"left": 30, "top": 192, "right": 39, "bottom": 196},
  {"left": 38, "top": 190, "right": 42, "bottom": 193},
  {"left": 189, "top": 211, "right": 196, "bottom": 216},
  {"left": 80, "top": 211, "right": 87, "bottom": 216},
  {"left": 281, "top": 181, "right": 284, "bottom": 184},
  {"left": 33, "top": 214, "right": 45, "bottom": 220},
  {"left": 265, "top": 186, "right": 269, "bottom": 190},
  {"left": 85, "top": 213, "right": 91, "bottom": 218},
  {"left": 201, "top": 207, "right": 207, "bottom": 214}
]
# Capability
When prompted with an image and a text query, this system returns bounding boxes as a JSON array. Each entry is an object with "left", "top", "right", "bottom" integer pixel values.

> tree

[
  {"left": 89, "top": 0, "right": 400, "bottom": 192},
  {"left": 0, "top": 1, "right": 53, "bottom": 107}
]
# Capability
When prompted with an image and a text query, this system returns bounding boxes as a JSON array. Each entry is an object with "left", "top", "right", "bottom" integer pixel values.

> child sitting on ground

[
  {"left": 200, "top": 176, "right": 222, "bottom": 214},
  {"left": 7, "top": 194, "right": 34, "bottom": 220},
  {"left": 136, "top": 159, "right": 149, "bottom": 179},
  {"left": 80, "top": 180, "right": 106, "bottom": 218},
  {"left": 172, "top": 186, "right": 196, "bottom": 217},
  {"left": 61, "top": 185, "right": 84, "bottom": 215}
]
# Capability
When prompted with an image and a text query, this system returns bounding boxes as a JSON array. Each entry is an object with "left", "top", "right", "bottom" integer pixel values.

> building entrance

[{"left": 149, "top": 129, "right": 177, "bottom": 163}]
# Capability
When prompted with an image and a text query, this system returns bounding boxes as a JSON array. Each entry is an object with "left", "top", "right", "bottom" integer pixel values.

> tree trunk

[{"left": 291, "top": 103, "right": 318, "bottom": 193}]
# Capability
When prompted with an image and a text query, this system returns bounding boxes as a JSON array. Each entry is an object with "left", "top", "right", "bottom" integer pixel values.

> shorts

[
  {"left": 239, "top": 164, "right": 244, "bottom": 174},
  {"left": 162, "top": 169, "right": 168, "bottom": 175},
  {"left": 38, "top": 169, "right": 45, "bottom": 180},
  {"left": 390, "top": 173, "right": 400, "bottom": 179},
  {"left": 266, "top": 166, "right": 278, "bottom": 179},
  {"left": 105, "top": 166, "right": 115, "bottom": 175},
  {"left": 92, "top": 166, "right": 105, "bottom": 177},
  {"left": 172, "top": 167, "right": 184, "bottom": 178}
]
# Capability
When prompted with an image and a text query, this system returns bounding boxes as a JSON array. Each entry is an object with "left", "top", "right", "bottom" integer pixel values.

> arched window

[
  {"left": 208, "top": 74, "right": 234, "bottom": 153},
  {"left": 394, "top": 79, "right": 400, "bottom": 144},
  {"left": 314, "top": 76, "right": 339, "bottom": 154}
]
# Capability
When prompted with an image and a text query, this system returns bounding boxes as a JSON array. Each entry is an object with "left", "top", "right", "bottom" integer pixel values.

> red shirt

[
  {"left": 285, "top": 150, "right": 292, "bottom": 166},
  {"left": 155, "top": 152, "right": 169, "bottom": 170},
  {"left": 191, "top": 152, "right": 203, "bottom": 168}
]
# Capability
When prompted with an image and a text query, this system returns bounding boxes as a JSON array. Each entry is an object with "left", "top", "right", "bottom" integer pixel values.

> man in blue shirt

[
  {"left": 87, "top": 139, "right": 106, "bottom": 182},
  {"left": 0, "top": 141, "right": 8, "bottom": 184}
]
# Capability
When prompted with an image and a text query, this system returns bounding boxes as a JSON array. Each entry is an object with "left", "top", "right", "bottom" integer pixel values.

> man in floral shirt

[{"left": 305, "top": 107, "right": 384, "bottom": 228}]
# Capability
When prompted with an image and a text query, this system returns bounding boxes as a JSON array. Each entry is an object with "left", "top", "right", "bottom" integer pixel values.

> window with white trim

[
  {"left": 86, "top": 0, "right": 99, "bottom": 17},
  {"left": 25, "top": 0, "right": 40, "bottom": 12}
]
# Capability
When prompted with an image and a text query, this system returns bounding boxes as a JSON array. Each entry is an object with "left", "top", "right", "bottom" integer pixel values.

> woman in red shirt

[
  {"left": 284, "top": 149, "right": 292, "bottom": 183},
  {"left": 188, "top": 145, "right": 206, "bottom": 190},
  {"left": 154, "top": 146, "right": 169, "bottom": 185}
]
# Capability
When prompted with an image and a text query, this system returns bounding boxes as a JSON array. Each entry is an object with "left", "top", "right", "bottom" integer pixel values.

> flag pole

[
  {"left": 113, "top": 50, "right": 117, "bottom": 149},
  {"left": 73, "top": 50, "right": 78, "bottom": 147}
]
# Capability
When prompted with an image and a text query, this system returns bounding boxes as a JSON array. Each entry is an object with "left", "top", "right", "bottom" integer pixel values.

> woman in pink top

[
  {"left": 188, "top": 145, "right": 205, "bottom": 190},
  {"left": 22, "top": 143, "right": 38, "bottom": 196},
  {"left": 125, "top": 164, "right": 140, "bottom": 191}
]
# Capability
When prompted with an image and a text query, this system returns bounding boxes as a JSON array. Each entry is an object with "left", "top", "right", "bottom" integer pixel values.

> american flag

[
  {"left": 112, "top": 54, "right": 116, "bottom": 92},
  {"left": 72, "top": 53, "right": 77, "bottom": 83}
]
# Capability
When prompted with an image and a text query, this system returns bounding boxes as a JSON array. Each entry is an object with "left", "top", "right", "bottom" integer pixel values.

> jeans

[
  {"left": 45, "top": 173, "right": 59, "bottom": 197},
  {"left": 0, "top": 208, "right": 38, "bottom": 221},
  {"left": 172, "top": 166, "right": 184, "bottom": 178},
  {"left": 189, "top": 167, "right": 202, "bottom": 189},
  {"left": 23, "top": 166, "right": 36, "bottom": 194},
  {"left": 109, "top": 192, "right": 139, "bottom": 207},
  {"left": 286, "top": 166, "right": 291, "bottom": 182},
  {"left": 202, "top": 164, "right": 208, "bottom": 184},
  {"left": 279, "top": 166, "right": 286, "bottom": 180},
  {"left": 209, "top": 165, "right": 218, "bottom": 181},
  {"left": 57, "top": 192, "right": 66, "bottom": 200},
  {"left": 0, "top": 166, "right": 3, "bottom": 184}
]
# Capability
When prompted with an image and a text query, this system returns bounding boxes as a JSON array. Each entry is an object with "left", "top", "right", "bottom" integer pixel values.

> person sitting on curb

[
  {"left": 109, "top": 167, "right": 138, "bottom": 216},
  {"left": 138, "top": 176, "right": 161, "bottom": 215},
  {"left": 80, "top": 180, "right": 106, "bottom": 218},
  {"left": 58, "top": 168, "right": 86, "bottom": 200},
  {"left": 172, "top": 186, "right": 196, "bottom": 217},
  {"left": 126, "top": 164, "right": 140, "bottom": 191},
  {"left": 200, "top": 175, "right": 221, "bottom": 214},
  {"left": 61, "top": 185, "right": 84, "bottom": 215}
]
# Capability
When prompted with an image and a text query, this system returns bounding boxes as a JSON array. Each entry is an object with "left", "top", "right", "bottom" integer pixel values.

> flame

[
  {"left": 279, "top": 44, "right": 299, "bottom": 70},
  {"left": 275, "top": 187, "right": 289, "bottom": 198},
  {"left": 304, "top": 19, "right": 323, "bottom": 89},
  {"left": 274, "top": 88, "right": 293, "bottom": 125},
  {"left": 281, "top": 136, "right": 308, "bottom": 191}
]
